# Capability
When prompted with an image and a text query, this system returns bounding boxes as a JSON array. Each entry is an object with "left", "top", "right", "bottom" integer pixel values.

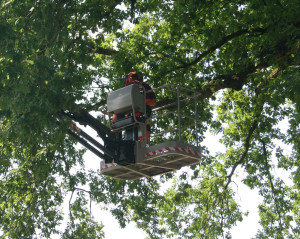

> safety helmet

[{"left": 125, "top": 72, "right": 143, "bottom": 86}]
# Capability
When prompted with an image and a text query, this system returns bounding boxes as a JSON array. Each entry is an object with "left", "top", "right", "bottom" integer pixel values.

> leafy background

[{"left": 0, "top": 0, "right": 299, "bottom": 238}]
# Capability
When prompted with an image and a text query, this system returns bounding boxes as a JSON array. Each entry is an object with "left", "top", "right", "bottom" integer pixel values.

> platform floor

[{"left": 100, "top": 141, "right": 201, "bottom": 180}]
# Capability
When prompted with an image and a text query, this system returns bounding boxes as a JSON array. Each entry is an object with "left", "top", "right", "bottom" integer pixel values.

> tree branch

[
  {"left": 74, "top": 187, "right": 91, "bottom": 194},
  {"left": 225, "top": 118, "right": 259, "bottom": 189},
  {"left": 69, "top": 190, "right": 74, "bottom": 220},
  {"left": 260, "top": 138, "right": 283, "bottom": 233},
  {"left": 256, "top": 67, "right": 283, "bottom": 94},
  {"left": 198, "top": 65, "right": 258, "bottom": 99},
  {"left": 75, "top": 187, "right": 93, "bottom": 216},
  {"left": 93, "top": 46, "right": 119, "bottom": 55},
  {"left": 77, "top": 63, "right": 261, "bottom": 113},
  {"left": 130, "top": 0, "right": 137, "bottom": 22},
  {"left": 167, "top": 27, "right": 266, "bottom": 73},
  {"left": 224, "top": 66, "right": 283, "bottom": 189}
]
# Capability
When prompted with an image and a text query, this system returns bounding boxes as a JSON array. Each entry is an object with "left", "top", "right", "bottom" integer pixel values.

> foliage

[
  {"left": 0, "top": 0, "right": 299, "bottom": 238},
  {"left": 62, "top": 191, "right": 104, "bottom": 239}
]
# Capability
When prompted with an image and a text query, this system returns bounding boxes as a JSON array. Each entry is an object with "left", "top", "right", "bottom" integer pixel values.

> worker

[
  {"left": 125, "top": 72, "right": 156, "bottom": 111},
  {"left": 124, "top": 72, "right": 156, "bottom": 143}
]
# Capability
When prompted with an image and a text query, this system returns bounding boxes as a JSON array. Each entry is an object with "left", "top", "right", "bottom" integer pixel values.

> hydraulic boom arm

[{"left": 63, "top": 83, "right": 147, "bottom": 166}]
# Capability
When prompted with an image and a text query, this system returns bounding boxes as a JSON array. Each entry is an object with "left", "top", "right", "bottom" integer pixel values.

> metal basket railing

[{"left": 148, "top": 84, "right": 202, "bottom": 147}]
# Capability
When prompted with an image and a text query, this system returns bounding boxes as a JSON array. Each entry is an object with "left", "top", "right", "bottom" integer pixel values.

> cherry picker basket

[{"left": 100, "top": 84, "right": 202, "bottom": 180}]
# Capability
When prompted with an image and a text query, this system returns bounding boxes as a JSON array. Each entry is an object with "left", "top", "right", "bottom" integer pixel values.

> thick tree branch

[
  {"left": 130, "top": 0, "right": 137, "bottom": 22},
  {"left": 93, "top": 46, "right": 119, "bottom": 55},
  {"left": 78, "top": 64, "right": 267, "bottom": 113},
  {"left": 197, "top": 64, "right": 258, "bottom": 99},
  {"left": 168, "top": 20, "right": 299, "bottom": 74},
  {"left": 79, "top": 64, "right": 286, "bottom": 119},
  {"left": 84, "top": 99, "right": 107, "bottom": 112},
  {"left": 167, "top": 27, "right": 266, "bottom": 73}
]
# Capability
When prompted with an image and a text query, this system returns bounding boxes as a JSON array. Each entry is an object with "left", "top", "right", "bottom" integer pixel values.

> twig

[
  {"left": 260, "top": 138, "right": 283, "bottom": 233},
  {"left": 225, "top": 119, "right": 258, "bottom": 189},
  {"left": 69, "top": 190, "right": 74, "bottom": 220},
  {"left": 225, "top": 67, "right": 282, "bottom": 189},
  {"left": 74, "top": 187, "right": 92, "bottom": 217}
]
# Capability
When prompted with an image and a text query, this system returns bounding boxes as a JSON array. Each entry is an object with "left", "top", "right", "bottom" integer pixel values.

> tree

[{"left": 0, "top": 0, "right": 299, "bottom": 238}]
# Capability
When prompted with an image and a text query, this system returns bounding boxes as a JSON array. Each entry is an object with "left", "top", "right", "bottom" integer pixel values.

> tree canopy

[{"left": 0, "top": 0, "right": 299, "bottom": 238}]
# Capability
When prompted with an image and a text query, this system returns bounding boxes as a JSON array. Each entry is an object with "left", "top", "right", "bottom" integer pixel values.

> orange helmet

[{"left": 125, "top": 72, "right": 143, "bottom": 86}]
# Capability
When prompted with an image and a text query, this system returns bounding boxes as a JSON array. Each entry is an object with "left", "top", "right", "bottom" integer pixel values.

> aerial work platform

[
  {"left": 98, "top": 83, "right": 203, "bottom": 180},
  {"left": 100, "top": 141, "right": 201, "bottom": 180},
  {"left": 66, "top": 83, "right": 202, "bottom": 180}
]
